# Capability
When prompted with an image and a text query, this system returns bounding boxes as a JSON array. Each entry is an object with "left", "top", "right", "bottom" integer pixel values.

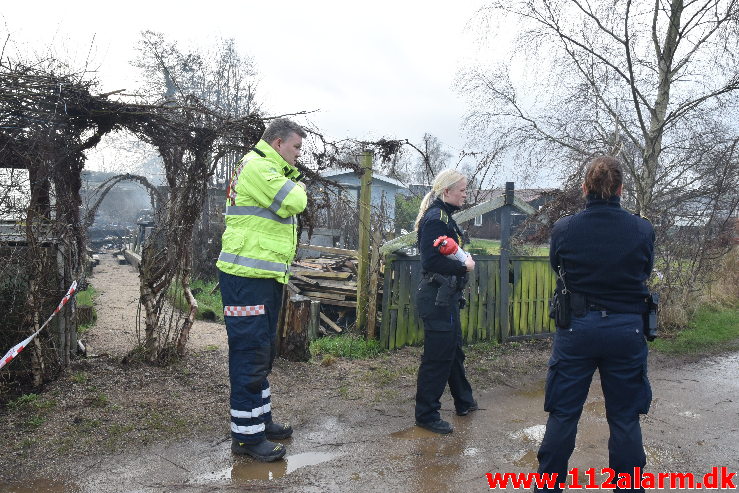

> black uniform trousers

[
  {"left": 415, "top": 289, "right": 475, "bottom": 424},
  {"left": 219, "top": 271, "right": 283, "bottom": 444},
  {"left": 536, "top": 311, "right": 651, "bottom": 492}
]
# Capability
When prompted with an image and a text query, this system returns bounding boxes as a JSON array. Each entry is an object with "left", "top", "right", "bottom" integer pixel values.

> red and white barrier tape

[{"left": 0, "top": 281, "right": 78, "bottom": 370}]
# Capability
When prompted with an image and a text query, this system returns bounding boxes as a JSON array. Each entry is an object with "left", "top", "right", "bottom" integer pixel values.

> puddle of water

[
  {"left": 194, "top": 451, "right": 340, "bottom": 483},
  {"left": 390, "top": 426, "right": 440, "bottom": 439},
  {"left": 644, "top": 445, "right": 674, "bottom": 466},
  {"left": 0, "top": 479, "right": 78, "bottom": 493},
  {"left": 509, "top": 424, "right": 546, "bottom": 444},
  {"left": 678, "top": 410, "right": 701, "bottom": 418},
  {"left": 462, "top": 447, "right": 480, "bottom": 457},
  {"left": 304, "top": 415, "right": 343, "bottom": 442},
  {"left": 583, "top": 399, "right": 606, "bottom": 417},
  {"left": 516, "top": 385, "right": 546, "bottom": 400},
  {"left": 512, "top": 449, "right": 539, "bottom": 469}
]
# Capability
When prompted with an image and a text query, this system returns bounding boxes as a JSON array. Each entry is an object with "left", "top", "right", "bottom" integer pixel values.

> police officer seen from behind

[
  {"left": 414, "top": 169, "right": 478, "bottom": 434},
  {"left": 217, "top": 118, "right": 308, "bottom": 462},
  {"left": 536, "top": 156, "right": 655, "bottom": 492}
]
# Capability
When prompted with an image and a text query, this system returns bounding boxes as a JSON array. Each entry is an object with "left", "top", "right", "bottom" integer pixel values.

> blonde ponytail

[{"left": 413, "top": 169, "right": 466, "bottom": 230}]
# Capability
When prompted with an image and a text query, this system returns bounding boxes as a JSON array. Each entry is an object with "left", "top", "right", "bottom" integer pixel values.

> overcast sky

[{"left": 2, "top": 1, "right": 507, "bottom": 170}]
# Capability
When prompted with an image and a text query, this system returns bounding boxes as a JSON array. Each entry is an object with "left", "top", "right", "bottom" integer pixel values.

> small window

[{"left": 474, "top": 214, "right": 483, "bottom": 227}]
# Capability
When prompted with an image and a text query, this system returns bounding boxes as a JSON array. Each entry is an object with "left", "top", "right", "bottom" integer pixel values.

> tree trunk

[
  {"left": 175, "top": 249, "right": 198, "bottom": 357},
  {"left": 277, "top": 294, "right": 311, "bottom": 362}
]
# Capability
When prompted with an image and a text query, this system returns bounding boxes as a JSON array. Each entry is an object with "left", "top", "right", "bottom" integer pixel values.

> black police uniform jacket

[
  {"left": 550, "top": 195, "right": 655, "bottom": 314},
  {"left": 415, "top": 198, "right": 467, "bottom": 321}
]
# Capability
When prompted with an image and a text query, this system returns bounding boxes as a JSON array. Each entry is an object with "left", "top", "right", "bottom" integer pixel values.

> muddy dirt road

[{"left": 1, "top": 255, "right": 737, "bottom": 492}]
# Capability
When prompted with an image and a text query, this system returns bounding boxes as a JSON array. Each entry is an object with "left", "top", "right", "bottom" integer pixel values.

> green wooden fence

[{"left": 380, "top": 254, "right": 556, "bottom": 349}]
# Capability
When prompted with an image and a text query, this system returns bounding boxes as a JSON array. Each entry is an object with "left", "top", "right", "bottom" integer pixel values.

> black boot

[
  {"left": 415, "top": 419, "right": 453, "bottom": 434},
  {"left": 231, "top": 439, "right": 286, "bottom": 461},
  {"left": 265, "top": 421, "right": 293, "bottom": 440},
  {"left": 456, "top": 400, "right": 479, "bottom": 416}
]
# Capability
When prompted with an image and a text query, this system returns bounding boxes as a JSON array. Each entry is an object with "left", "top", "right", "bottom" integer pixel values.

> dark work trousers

[
  {"left": 536, "top": 311, "right": 651, "bottom": 493},
  {"left": 415, "top": 299, "right": 475, "bottom": 424},
  {"left": 219, "top": 271, "right": 283, "bottom": 444}
]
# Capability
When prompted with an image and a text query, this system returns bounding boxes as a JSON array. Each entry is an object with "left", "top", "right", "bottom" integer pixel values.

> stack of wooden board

[{"left": 289, "top": 257, "right": 359, "bottom": 307}]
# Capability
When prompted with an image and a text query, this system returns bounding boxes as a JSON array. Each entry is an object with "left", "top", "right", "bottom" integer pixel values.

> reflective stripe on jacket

[{"left": 216, "top": 139, "right": 307, "bottom": 283}]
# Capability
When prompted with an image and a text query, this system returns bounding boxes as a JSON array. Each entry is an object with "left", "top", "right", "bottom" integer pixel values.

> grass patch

[
  {"left": 651, "top": 305, "right": 739, "bottom": 354},
  {"left": 70, "top": 371, "right": 88, "bottom": 384},
  {"left": 90, "top": 393, "right": 109, "bottom": 408},
  {"left": 23, "top": 415, "right": 45, "bottom": 430},
  {"left": 8, "top": 393, "right": 56, "bottom": 411},
  {"left": 76, "top": 285, "right": 97, "bottom": 307},
  {"left": 466, "top": 340, "right": 501, "bottom": 354},
  {"left": 467, "top": 238, "right": 501, "bottom": 255},
  {"left": 466, "top": 238, "right": 548, "bottom": 256},
  {"left": 169, "top": 279, "right": 223, "bottom": 322},
  {"left": 76, "top": 284, "right": 98, "bottom": 333},
  {"left": 310, "top": 335, "right": 386, "bottom": 360}
]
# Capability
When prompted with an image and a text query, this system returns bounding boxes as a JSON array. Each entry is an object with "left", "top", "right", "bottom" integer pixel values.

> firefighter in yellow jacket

[{"left": 217, "top": 118, "right": 307, "bottom": 462}]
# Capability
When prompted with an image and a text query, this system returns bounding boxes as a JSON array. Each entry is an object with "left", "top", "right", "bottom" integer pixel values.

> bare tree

[
  {"left": 462, "top": 0, "right": 739, "bottom": 212},
  {"left": 459, "top": 0, "right": 739, "bottom": 323},
  {"left": 132, "top": 31, "right": 260, "bottom": 186}
]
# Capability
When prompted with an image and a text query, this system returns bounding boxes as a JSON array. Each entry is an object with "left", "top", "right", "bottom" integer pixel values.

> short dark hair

[
  {"left": 262, "top": 118, "right": 306, "bottom": 143},
  {"left": 583, "top": 156, "right": 623, "bottom": 198}
]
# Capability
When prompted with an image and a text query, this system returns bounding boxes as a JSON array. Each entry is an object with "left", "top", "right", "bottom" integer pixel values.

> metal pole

[
  {"left": 499, "top": 182, "right": 514, "bottom": 342},
  {"left": 355, "top": 150, "right": 373, "bottom": 335}
]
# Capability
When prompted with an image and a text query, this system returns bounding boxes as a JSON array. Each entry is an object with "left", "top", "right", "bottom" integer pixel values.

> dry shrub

[
  {"left": 702, "top": 247, "right": 739, "bottom": 308},
  {"left": 659, "top": 247, "right": 739, "bottom": 333},
  {"left": 658, "top": 300, "right": 693, "bottom": 333}
]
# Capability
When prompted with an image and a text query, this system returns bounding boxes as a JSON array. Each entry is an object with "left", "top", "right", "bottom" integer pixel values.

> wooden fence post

[
  {"left": 355, "top": 150, "right": 373, "bottom": 335},
  {"left": 499, "top": 182, "right": 514, "bottom": 342}
]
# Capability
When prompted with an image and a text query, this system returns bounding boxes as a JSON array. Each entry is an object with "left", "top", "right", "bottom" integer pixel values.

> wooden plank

[
  {"left": 292, "top": 283, "right": 357, "bottom": 296},
  {"left": 320, "top": 312, "right": 344, "bottom": 333},
  {"left": 477, "top": 259, "right": 489, "bottom": 342},
  {"left": 537, "top": 260, "right": 547, "bottom": 331},
  {"left": 293, "top": 260, "right": 326, "bottom": 270},
  {"left": 494, "top": 259, "right": 501, "bottom": 341},
  {"left": 292, "top": 274, "right": 319, "bottom": 286},
  {"left": 411, "top": 259, "right": 424, "bottom": 344},
  {"left": 380, "top": 255, "right": 394, "bottom": 349},
  {"left": 396, "top": 260, "right": 410, "bottom": 348},
  {"left": 459, "top": 268, "right": 470, "bottom": 342},
  {"left": 470, "top": 267, "right": 480, "bottom": 343},
  {"left": 389, "top": 307, "right": 398, "bottom": 350},
  {"left": 390, "top": 260, "right": 401, "bottom": 349},
  {"left": 512, "top": 260, "right": 522, "bottom": 337},
  {"left": 302, "top": 290, "right": 345, "bottom": 300},
  {"left": 520, "top": 261, "right": 530, "bottom": 335},
  {"left": 290, "top": 269, "right": 352, "bottom": 279},
  {"left": 311, "top": 279, "right": 358, "bottom": 290},
  {"left": 305, "top": 297, "right": 357, "bottom": 307},
  {"left": 299, "top": 243, "right": 359, "bottom": 258},
  {"left": 290, "top": 269, "right": 352, "bottom": 280},
  {"left": 527, "top": 261, "right": 535, "bottom": 334}
]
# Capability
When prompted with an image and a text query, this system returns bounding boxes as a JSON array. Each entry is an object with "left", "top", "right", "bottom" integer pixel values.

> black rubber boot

[
  {"left": 415, "top": 419, "right": 453, "bottom": 434},
  {"left": 231, "top": 439, "right": 286, "bottom": 461},
  {"left": 456, "top": 400, "right": 479, "bottom": 416},
  {"left": 265, "top": 421, "right": 293, "bottom": 440}
]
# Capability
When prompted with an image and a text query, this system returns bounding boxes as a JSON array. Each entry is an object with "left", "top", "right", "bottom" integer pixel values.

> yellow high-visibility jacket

[{"left": 216, "top": 139, "right": 307, "bottom": 283}]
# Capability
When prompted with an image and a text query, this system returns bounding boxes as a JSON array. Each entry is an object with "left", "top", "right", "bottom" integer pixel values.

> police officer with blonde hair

[
  {"left": 217, "top": 118, "right": 307, "bottom": 461},
  {"left": 413, "top": 169, "right": 478, "bottom": 434}
]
